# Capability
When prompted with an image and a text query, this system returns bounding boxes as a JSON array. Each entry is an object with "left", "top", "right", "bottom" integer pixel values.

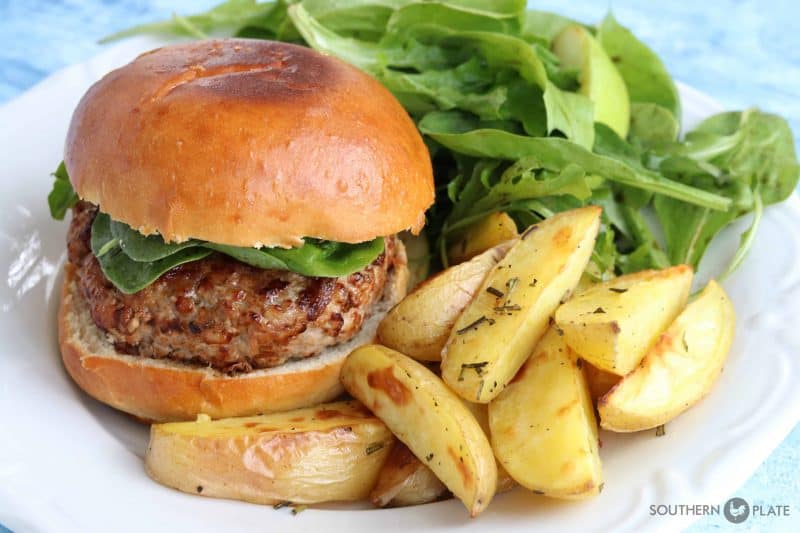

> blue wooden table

[{"left": 1, "top": 1, "right": 797, "bottom": 531}]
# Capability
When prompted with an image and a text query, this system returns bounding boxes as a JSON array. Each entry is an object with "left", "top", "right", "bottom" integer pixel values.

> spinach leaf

[
  {"left": 91, "top": 213, "right": 213, "bottom": 294},
  {"left": 206, "top": 237, "right": 385, "bottom": 277},
  {"left": 47, "top": 162, "right": 79, "bottom": 220},
  {"left": 92, "top": 212, "right": 385, "bottom": 293},
  {"left": 110, "top": 219, "right": 201, "bottom": 261},
  {"left": 597, "top": 14, "right": 680, "bottom": 119},
  {"left": 203, "top": 243, "right": 291, "bottom": 271}
]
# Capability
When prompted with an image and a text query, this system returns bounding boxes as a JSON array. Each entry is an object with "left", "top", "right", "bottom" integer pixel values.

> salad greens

[
  {"left": 50, "top": 169, "right": 385, "bottom": 294},
  {"left": 84, "top": 0, "right": 798, "bottom": 284}
]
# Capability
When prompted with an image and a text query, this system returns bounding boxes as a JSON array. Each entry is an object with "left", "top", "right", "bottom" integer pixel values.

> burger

[{"left": 50, "top": 39, "right": 434, "bottom": 422}]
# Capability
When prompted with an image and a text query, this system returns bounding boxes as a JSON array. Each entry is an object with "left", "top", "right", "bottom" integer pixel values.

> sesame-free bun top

[{"left": 64, "top": 39, "right": 434, "bottom": 248}]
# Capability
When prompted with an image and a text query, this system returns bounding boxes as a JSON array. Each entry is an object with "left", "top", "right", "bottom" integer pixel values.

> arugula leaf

[
  {"left": 47, "top": 162, "right": 79, "bottom": 220},
  {"left": 418, "top": 110, "right": 731, "bottom": 210},
  {"left": 543, "top": 81, "right": 594, "bottom": 149},
  {"left": 101, "top": 0, "right": 280, "bottom": 43},
  {"left": 654, "top": 109, "right": 798, "bottom": 271},
  {"left": 521, "top": 10, "right": 577, "bottom": 43},
  {"left": 383, "top": 1, "right": 519, "bottom": 39},
  {"left": 444, "top": 159, "right": 592, "bottom": 234},
  {"left": 654, "top": 184, "right": 745, "bottom": 268},
  {"left": 720, "top": 190, "right": 763, "bottom": 281},
  {"left": 628, "top": 102, "right": 679, "bottom": 150},
  {"left": 597, "top": 14, "right": 680, "bottom": 119},
  {"left": 617, "top": 204, "right": 670, "bottom": 271},
  {"left": 288, "top": 3, "right": 380, "bottom": 71},
  {"left": 678, "top": 110, "right": 800, "bottom": 204}
]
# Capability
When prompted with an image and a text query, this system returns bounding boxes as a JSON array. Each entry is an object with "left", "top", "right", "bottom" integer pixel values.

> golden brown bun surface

[
  {"left": 58, "top": 242, "right": 408, "bottom": 422},
  {"left": 65, "top": 39, "right": 433, "bottom": 247}
]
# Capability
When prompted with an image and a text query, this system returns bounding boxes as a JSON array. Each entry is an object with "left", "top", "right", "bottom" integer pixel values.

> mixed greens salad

[{"left": 95, "top": 0, "right": 798, "bottom": 281}]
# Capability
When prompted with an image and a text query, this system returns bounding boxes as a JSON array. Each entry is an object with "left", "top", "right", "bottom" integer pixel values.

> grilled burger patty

[{"left": 67, "top": 202, "right": 400, "bottom": 373}]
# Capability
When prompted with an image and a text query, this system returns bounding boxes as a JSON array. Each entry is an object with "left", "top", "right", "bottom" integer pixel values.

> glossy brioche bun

[
  {"left": 58, "top": 241, "right": 408, "bottom": 422},
  {"left": 64, "top": 39, "right": 434, "bottom": 248}
]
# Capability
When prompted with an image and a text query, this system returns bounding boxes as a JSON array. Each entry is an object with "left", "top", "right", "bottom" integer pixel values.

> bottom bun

[{"left": 58, "top": 243, "right": 408, "bottom": 422}]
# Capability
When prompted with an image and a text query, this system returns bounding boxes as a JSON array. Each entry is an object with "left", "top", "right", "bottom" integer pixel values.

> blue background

[{"left": 0, "top": 1, "right": 797, "bottom": 531}]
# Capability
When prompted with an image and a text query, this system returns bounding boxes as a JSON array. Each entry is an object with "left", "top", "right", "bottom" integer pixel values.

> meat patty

[{"left": 68, "top": 202, "right": 400, "bottom": 373}]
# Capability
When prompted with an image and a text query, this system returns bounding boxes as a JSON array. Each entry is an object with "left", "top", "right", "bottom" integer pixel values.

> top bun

[{"left": 65, "top": 39, "right": 434, "bottom": 248}]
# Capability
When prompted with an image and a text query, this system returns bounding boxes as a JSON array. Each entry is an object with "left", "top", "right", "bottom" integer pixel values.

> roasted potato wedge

[
  {"left": 584, "top": 361, "right": 620, "bottom": 402},
  {"left": 145, "top": 401, "right": 393, "bottom": 505},
  {"left": 599, "top": 280, "right": 735, "bottom": 431},
  {"left": 447, "top": 211, "right": 519, "bottom": 264},
  {"left": 555, "top": 265, "right": 693, "bottom": 376},
  {"left": 377, "top": 242, "right": 513, "bottom": 361},
  {"left": 489, "top": 328, "right": 602, "bottom": 499},
  {"left": 370, "top": 442, "right": 448, "bottom": 508},
  {"left": 460, "top": 400, "right": 516, "bottom": 493},
  {"left": 341, "top": 345, "right": 497, "bottom": 516},
  {"left": 442, "top": 206, "right": 601, "bottom": 403},
  {"left": 370, "top": 397, "right": 515, "bottom": 508}
]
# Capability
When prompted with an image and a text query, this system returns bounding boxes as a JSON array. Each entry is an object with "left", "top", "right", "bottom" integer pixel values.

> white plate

[{"left": 0, "top": 37, "right": 798, "bottom": 533}]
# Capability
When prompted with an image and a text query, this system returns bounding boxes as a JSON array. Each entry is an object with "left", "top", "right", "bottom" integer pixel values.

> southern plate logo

[{"left": 724, "top": 497, "right": 750, "bottom": 524}]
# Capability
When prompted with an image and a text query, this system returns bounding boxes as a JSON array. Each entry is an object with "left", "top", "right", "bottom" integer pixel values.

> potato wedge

[
  {"left": 341, "top": 345, "right": 497, "bottom": 516},
  {"left": 145, "top": 401, "right": 393, "bottom": 505},
  {"left": 460, "top": 400, "right": 517, "bottom": 493},
  {"left": 442, "top": 206, "right": 601, "bottom": 403},
  {"left": 370, "top": 397, "right": 515, "bottom": 508},
  {"left": 555, "top": 265, "right": 693, "bottom": 376},
  {"left": 378, "top": 242, "right": 513, "bottom": 361},
  {"left": 489, "top": 328, "right": 602, "bottom": 499},
  {"left": 599, "top": 280, "right": 735, "bottom": 431},
  {"left": 584, "top": 361, "right": 620, "bottom": 402},
  {"left": 370, "top": 442, "right": 448, "bottom": 507},
  {"left": 447, "top": 211, "right": 519, "bottom": 264}
]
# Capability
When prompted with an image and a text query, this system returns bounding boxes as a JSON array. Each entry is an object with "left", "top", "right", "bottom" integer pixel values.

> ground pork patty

[{"left": 68, "top": 202, "right": 400, "bottom": 373}]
